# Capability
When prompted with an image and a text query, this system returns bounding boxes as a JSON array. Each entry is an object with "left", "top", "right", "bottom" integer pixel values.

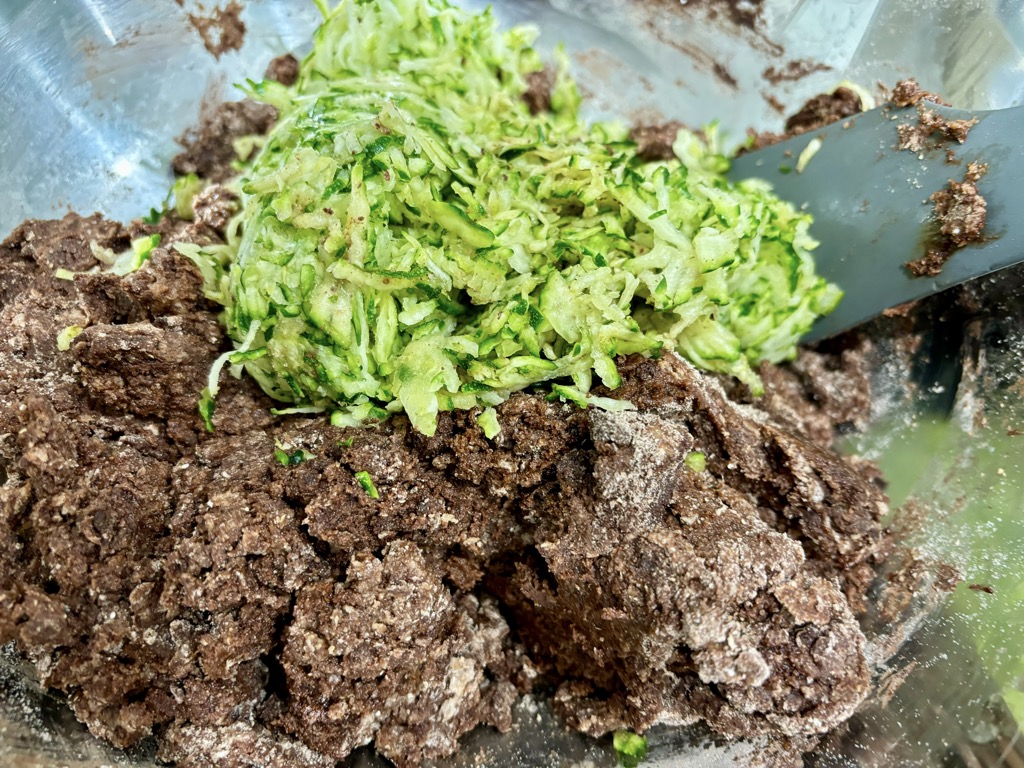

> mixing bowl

[{"left": 1, "top": 1, "right": 1022, "bottom": 765}]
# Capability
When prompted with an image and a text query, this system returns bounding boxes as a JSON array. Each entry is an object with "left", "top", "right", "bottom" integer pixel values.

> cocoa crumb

[
  {"left": 892, "top": 79, "right": 976, "bottom": 154},
  {"left": 762, "top": 59, "right": 831, "bottom": 85},
  {"left": 191, "top": 184, "right": 239, "bottom": 234},
  {"left": 741, "top": 87, "right": 862, "bottom": 154},
  {"left": 172, "top": 100, "right": 278, "bottom": 183},
  {"left": 785, "top": 87, "right": 863, "bottom": 135},
  {"left": 630, "top": 121, "right": 685, "bottom": 161},
  {"left": 896, "top": 107, "right": 977, "bottom": 153},
  {"left": 763, "top": 92, "right": 786, "bottom": 115},
  {"left": 906, "top": 163, "right": 989, "bottom": 278},
  {"left": 891, "top": 78, "right": 949, "bottom": 108},
  {"left": 523, "top": 68, "right": 555, "bottom": 115},
  {"left": 712, "top": 61, "right": 738, "bottom": 89},
  {"left": 187, "top": 1, "right": 246, "bottom": 60},
  {"left": 265, "top": 53, "right": 300, "bottom": 87},
  {"left": 937, "top": 162, "right": 989, "bottom": 246},
  {"left": 907, "top": 251, "right": 952, "bottom": 279},
  {"left": 882, "top": 300, "right": 919, "bottom": 318},
  {"left": 742, "top": 127, "right": 788, "bottom": 153}
]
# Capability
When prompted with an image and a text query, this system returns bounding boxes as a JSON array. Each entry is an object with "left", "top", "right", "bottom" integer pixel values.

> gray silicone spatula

[{"left": 728, "top": 102, "right": 1024, "bottom": 341}]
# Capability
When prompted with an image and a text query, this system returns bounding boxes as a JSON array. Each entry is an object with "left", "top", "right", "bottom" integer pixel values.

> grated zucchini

[{"left": 194, "top": 0, "right": 840, "bottom": 435}]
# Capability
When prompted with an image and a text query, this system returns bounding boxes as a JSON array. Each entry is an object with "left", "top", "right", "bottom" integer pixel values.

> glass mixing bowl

[{"left": 1, "top": 1, "right": 1022, "bottom": 765}]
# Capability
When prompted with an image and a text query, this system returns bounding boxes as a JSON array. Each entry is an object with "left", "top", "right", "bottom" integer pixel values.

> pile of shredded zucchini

[{"left": 182, "top": 0, "right": 841, "bottom": 436}]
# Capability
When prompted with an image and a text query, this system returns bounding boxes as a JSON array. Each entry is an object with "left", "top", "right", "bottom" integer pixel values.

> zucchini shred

[{"left": 182, "top": 0, "right": 841, "bottom": 436}]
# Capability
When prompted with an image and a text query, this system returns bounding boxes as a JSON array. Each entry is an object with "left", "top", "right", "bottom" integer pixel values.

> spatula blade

[{"left": 728, "top": 102, "right": 1024, "bottom": 341}]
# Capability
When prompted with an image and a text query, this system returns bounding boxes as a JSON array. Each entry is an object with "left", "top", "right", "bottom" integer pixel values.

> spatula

[{"left": 727, "top": 102, "right": 1024, "bottom": 341}]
